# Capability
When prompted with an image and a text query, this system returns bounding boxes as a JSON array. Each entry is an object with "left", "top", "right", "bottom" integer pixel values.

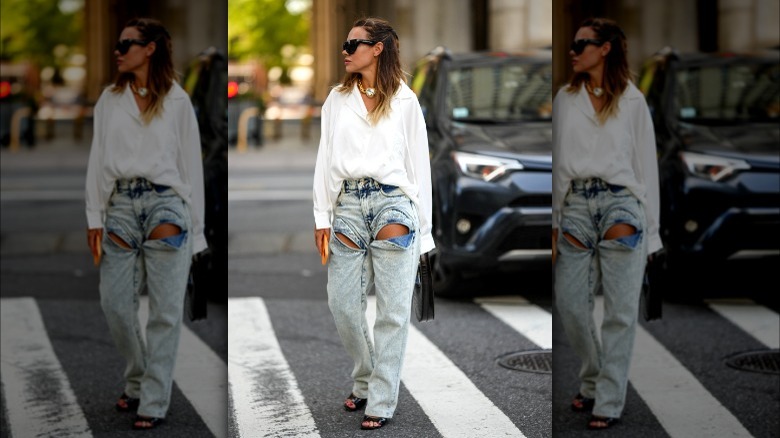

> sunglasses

[
  {"left": 115, "top": 39, "right": 148, "bottom": 55},
  {"left": 342, "top": 39, "right": 377, "bottom": 55},
  {"left": 570, "top": 39, "right": 603, "bottom": 55}
]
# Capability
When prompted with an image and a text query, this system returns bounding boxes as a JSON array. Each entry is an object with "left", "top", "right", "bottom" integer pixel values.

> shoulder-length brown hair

[
  {"left": 111, "top": 18, "right": 175, "bottom": 124},
  {"left": 566, "top": 18, "right": 630, "bottom": 124},
  {"left": 337, "top": 17, "right": 403, "bottom": 125}
]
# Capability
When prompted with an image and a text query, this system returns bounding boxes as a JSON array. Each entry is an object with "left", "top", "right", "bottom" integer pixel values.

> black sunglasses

[
  {"left": 342, "top": 39, "right": 377, "bottom": 55},
  {"left": 115, "top": 39, "right": 148, "bottom": 55},
  {"left": 570, "top": 39, "right": 603, "bottom": 55}
]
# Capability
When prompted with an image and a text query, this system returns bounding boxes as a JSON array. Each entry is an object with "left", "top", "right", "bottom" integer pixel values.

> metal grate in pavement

[
  {"left": 497, "top": 349, "right": 552, "bottom": 374},
  {"left": 724, "top": 349, "right": 780, "bottom": 375}
]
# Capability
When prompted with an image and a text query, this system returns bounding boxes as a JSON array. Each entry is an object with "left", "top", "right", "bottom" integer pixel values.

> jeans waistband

[
  {"left": 115, "top": 178, "right": 168, "bottom": 194},
  {"left": 570, "top": 178, "right": 624, "bottom": 193},
  {"left": 343, "top": 178, "right": 382, "bottom": 193}
]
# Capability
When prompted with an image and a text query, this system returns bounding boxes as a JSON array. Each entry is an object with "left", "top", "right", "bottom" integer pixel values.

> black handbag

[
  {"left": 185, "top": 253, "right": 208, "bottom": 321},
  {"left": 413, "top": 253, "right": 435, "bottom": 322},
  {"left": 640, "top": 254, "right": 663, "bottom": 321}
]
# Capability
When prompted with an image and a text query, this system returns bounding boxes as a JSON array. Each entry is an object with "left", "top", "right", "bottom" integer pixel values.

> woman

[
  {"left": 85, "top": 18, "right": 207, "bottom": 430},
  {"left": 552, "top": 18, "right": 661, "bottom": 430},
  {"left": 312, "top": 17, "right": 434, "bottom": 430}
]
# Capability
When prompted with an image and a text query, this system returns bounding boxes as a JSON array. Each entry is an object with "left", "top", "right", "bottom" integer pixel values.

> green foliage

[
  {"left": 0, "top": 0, "right": 83, "bottom": 67},
  {"left": 228, "top": 0, "right": 310, "bottom": 71}
]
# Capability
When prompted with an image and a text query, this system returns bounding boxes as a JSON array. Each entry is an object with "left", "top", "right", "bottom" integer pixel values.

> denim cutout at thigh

[
  {"left": 143, "top": 195, "right": 190, "bottom": 250},
  {"left": 370, "top": 203, "right": 417, "bottom": 250},
  {"left": 559, "top": 191, "right": 595, "bottom": 253},
  {"left": 598, "top": 195, "right": 645, "bottom": 251},
  {"left": 104, "top": 192, "right": 142, "bottom": 252}
]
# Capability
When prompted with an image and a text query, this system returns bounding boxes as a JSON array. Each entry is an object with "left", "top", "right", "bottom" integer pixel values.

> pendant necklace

[
  {"left": 131, "top": 82, "right": 149, "bottom": 98},
  {"left": 357, "top": 79, "right": 376, "bottom": 98},
  {"left": 586, "top": 82, "right": 604, "bottom": 98}
]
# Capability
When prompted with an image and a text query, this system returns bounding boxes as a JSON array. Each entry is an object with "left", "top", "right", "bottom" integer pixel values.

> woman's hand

[
  {"left": 552, "top": 228, "right": 558, "bottom": 265},
  {"left": 87, "top": 228, "right": 103, "bottom": 265},
  {"left": 314, "top": 228, "right": 331, "bottom": 255}
]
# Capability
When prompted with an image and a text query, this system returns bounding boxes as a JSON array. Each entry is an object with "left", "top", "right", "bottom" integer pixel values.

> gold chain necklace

[{"left": 357, "top": 79, "right": 376, "bottom": 98}]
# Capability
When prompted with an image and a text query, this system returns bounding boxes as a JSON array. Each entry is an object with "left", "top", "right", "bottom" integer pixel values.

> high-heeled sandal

[
  {"left": 587, "top": 415, "right": 619, "bottom": 430},
  {"left": 115, "top": 392, "right": 140, "bottom": 412},
  {"left": 344, "top": 393, "right": 367, "bottom": 411},
  {"left": 571, "top": 393, "right": 595, "bottom": 412},
  {"left": 132, "top": 415, "right": 164, "bottom": 430},
  {"left": 361, "top": 415, "right": 388, "bottom": 430}
]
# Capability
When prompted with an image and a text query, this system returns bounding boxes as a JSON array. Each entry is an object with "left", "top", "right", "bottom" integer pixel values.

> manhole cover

[
  {"left": 724, "top": 349, "right": 780, "bottom": 375},
  {"left": 497, "top": 350, "right": 552, "bottom": 373}
]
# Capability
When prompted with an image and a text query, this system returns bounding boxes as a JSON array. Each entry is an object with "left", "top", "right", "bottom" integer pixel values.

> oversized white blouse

[
  {"left": 85, "top": 82, "right": 208, "bottom": 253},
  {"left": 313, "top": 81, "right": 435, "bottom": 253},
  {"left": 552, "top": 82, "right": 662, "bottom": 254}
]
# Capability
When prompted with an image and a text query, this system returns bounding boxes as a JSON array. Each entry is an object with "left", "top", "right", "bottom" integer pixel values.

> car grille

[
  {"left": 508, "top": 195, "right": 552, "bottom": 207},
  {"left": 497, "top": 225, "right": 551, "bottom": 253}
]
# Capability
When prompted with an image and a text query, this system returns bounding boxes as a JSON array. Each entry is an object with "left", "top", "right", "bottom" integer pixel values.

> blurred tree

[
  {"left": 228, "top": 0, "right": 310, "bottom": 84},
  {"left": 0, "top": 0, "right": 83, "bottom": 67}
]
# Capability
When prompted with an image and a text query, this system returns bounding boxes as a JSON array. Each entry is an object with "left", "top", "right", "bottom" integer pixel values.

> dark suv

[
  {"left": 638, "top": 47, "right": 780, "bottom": 274},
  {"left": 411, "top": 47, "right": 553, "bottom": 295},
  {"left": 182, "top": 47, "right": 228, "bottom": 300}
]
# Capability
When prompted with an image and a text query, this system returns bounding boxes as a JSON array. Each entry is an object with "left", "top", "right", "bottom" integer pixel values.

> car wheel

[{"left": 430, "top": 250, "right": 462, "bottom": 297}]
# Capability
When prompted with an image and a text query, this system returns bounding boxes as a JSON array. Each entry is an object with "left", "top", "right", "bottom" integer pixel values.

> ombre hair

[
  {"left": 111, "top": 18, "right": 175, "bottom": 124},
  {"left": 337, "top": 17, "right": 403, "bottom": 125},
  {"left": 566, "top": 18, "right": 630, "bottom": 124}
]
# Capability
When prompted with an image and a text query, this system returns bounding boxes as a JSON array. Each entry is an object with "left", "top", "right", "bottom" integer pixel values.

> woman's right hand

[
  {"left": 87, "top": 228, "right": 103, "bottom": 253},
  {"left": 314, "top": 228, "right": 331, "bottom": 255}
]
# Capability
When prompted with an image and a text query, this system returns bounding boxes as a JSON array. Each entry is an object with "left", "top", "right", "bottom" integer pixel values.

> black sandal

[
  {"left": 361, "top": 416, "right": 388, "bottom": 430},
  {"left": 571, "top": 393, "right": 595, "bottom": 412},
  {"left": 587, "top": 415, "right": 619, "bottom": 430},
  {"left": 132, "top": 416, "right": 164, "bottom": 430},
  {"left": 115, "top": 393, "right": 140, "bottom": 412},
  {"left": 344, "top": 393, "right": 367, "bottom": 412}
]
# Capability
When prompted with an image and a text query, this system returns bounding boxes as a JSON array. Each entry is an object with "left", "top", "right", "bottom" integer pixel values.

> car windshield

[
  {"left": 446, "top": 62, "right": 552, "bottom": 122},
  {"left": 674, "top": 60, "right": 780, "bottom": 122}
]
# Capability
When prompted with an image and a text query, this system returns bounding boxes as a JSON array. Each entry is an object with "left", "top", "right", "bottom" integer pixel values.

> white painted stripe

[
  {"left": 137, "top": 297, "right": 227, "bottom": 438},
  {"left": 0, "top": 190, "right": 84, "bottom": 202},
  {"left": 227, "top": 297, "right": 320, "bottom": 438},
  {"left": 366, "top": 296, "right": 525, "bottom": 438},
  {"left": 706, "top": 299, "right": 780, "bottom": 349},
  {"left": 228, "top": 190, "right": 311, "bottom": 201},
  {"left": 0, "top": 297, "right": 92, "bottom": 437},
  {"left": 475, "top": 296, "right": 552, "bottom": 349},
  {"left": 593, "top": 296, "right": 753, "bottom": 438}
]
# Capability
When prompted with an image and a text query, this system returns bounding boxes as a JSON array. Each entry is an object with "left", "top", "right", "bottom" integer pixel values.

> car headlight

[
  {"left": 452, "top": 151, "right": 523, "bottom": 182},
  {"left": 679, "top": 152, "right": 750, "bottom": 182}
]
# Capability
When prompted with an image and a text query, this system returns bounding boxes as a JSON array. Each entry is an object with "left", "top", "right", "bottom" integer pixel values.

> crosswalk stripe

[
  {"left": 0, "top": 297, "right": 92, "bottom": 437},
  {"left": 705, "top": 299, "right": 780, "bottom": 349},
  {"left": 475, "top": 296, "right": 552, "bottom": 349},
  {"left": 227, "top": 297, "right": 320, "bottom": 438},
  {"left": 137, "top": 297, "right": 227, "bottom": 438},
  {"left": 366, "top": 296, "right": 526, "bottom": 438},
  {"left": 593, "top": 296, "right": 753, "bottom": 438},
  {"left": 228, "top": 190, "right": 311, "bottom": 201}
]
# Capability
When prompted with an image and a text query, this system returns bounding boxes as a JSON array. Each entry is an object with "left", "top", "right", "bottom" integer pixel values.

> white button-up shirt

[
  {"left": 85, "top": 82, "right": 208, "bottom": 253},
  {"left": 552, "top": 82, "right": 662, "bottom": 254},
  {"left": 313, "top": 81, "right": 435, "bottom": 253}
]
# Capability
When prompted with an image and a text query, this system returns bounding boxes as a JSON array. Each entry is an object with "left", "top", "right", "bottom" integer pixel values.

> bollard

[
  {"left": 236, "top": 106, "right": 259, "bottom": 153},
  {"left": 9, "top": 106, "right": 32, "bottom": 152}
]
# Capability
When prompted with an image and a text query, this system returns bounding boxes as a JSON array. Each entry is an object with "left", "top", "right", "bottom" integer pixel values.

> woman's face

[
  {"left": 570, "top": 26, "right": 609, "bottom": 75},
  {"left": 115, "top": 27, "right": 154, "bottom": 75},
  {"left": 343, "top": 27, "right": 380, "bottom": 76}
]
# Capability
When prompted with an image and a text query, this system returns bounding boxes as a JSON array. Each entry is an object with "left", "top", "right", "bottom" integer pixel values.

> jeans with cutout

[
  {"left": 327, "top": 178, "right": 420, "bottom": 418},
  {"left": 555, "top": 178, "right": 647, "bottom": 418},
  {"left": 99, "top": 177, "right": 192, "bottom": 418}
]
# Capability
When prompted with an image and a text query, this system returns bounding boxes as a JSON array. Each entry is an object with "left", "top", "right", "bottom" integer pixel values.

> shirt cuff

[
  {"left": 647, "top": 233, "right": 663, "bottom": 255},
  {"left": 192, "top": 233, "right": 208, "bottom": 254},
  {"left": 420, "top": 233, "right": 436, "bottom": 254},
  {"left": 314, "top": 211, "right": 331, "bottom": 230},
  {"left": 86, "top": 210, "right": 103, "bottom": 229}
]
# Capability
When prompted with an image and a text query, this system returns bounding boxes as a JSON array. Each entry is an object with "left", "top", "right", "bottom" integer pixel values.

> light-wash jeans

[
  {"left": 555, "top": 178, "right": 647, "bottom": 418},
  {"left": 327, "top": 178, "right": 420, "bottom": 419},
  {"left": 99, "top": 177, "right": 193, "bottom": 418}
]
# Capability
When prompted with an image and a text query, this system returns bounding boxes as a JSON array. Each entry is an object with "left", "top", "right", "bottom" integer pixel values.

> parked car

[
  {"left": 182, "top": 47, "right": 228, "bottom": 301},
  {"left": 411, "top": 47, "right": 553, "bottom": 295},
  {"left": 638, "top": 47, "right": 780, "bottom": 277}
]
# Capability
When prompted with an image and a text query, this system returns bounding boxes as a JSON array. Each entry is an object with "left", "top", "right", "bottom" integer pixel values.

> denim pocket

[
  {"left": 152, "top": 184, "right": 176, "bottom": 196},
  {"left": 606, "top": 184, "right": 631, "bottom": 197},
  {"left": 379, "top": 184, "right": 404, "bottom": 197}
]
